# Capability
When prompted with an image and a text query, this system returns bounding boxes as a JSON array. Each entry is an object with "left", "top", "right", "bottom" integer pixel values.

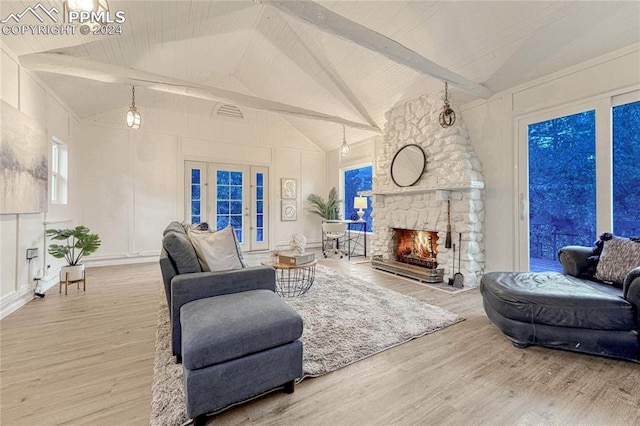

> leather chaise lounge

[{"left": 481, "top": 244, "right": 640, "bottom": 362}]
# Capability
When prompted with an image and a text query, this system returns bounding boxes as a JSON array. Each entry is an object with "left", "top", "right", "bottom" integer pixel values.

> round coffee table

[{"left": 261, "top": 259, "right": 317, "bottom": 297}]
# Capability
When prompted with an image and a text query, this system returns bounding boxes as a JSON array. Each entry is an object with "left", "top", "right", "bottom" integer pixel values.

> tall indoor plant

[
  {"left": 46, "top": 225, "right": 101, "bottom": 281},
  {"left": 307, "top": 187, "right": 342, "bottom": 220}
]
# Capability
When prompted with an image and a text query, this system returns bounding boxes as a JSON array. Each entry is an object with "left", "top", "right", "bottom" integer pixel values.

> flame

[{"left": 394, "top": 229, "right": 439, "bottom": 263}]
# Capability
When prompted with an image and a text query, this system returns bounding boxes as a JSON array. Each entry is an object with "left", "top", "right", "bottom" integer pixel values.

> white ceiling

[{"left": 1, "top": 1, "right": 639, "bottom": 151}]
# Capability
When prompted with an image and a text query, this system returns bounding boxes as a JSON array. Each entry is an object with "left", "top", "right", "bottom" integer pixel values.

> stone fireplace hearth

[{"left": 370, "top": 93, "right": 485, "bottom": 288}]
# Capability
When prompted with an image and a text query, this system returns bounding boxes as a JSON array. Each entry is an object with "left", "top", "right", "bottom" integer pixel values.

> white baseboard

[{"left": 0, "top": 276, "right": 57, "bottom": 320}]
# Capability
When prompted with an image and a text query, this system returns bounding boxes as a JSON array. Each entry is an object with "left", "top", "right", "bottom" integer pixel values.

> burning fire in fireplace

[{"left": 393, "top": 228, "right": 439, "bottom": 269}]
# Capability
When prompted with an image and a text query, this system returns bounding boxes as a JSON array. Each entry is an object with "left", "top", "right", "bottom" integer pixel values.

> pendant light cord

[
  {"left": 444, "top": 82, "right": 450, "bottom": 106},
  {"left": 131, "top": 86, "right": 136, "bottom": 108}
]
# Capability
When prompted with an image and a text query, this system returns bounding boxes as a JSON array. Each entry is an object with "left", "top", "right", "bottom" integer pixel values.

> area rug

[{"left": 150, "top": 264, "right": 463, "bottom": 425}]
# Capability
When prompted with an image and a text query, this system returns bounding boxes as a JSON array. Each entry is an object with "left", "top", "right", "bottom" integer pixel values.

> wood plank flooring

[{"left": 2, "top": 258, "right": 639, "bottom": 426}]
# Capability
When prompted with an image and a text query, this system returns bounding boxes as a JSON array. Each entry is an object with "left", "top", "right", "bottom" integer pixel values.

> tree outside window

[{"left": 343, "top": 165, "right": 372, "bottom": 231}]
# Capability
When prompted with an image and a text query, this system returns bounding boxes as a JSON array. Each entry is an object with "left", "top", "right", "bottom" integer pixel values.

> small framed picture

[
  {"left": 281, "top": 178, "right": 297, "bottom": 199},
  {"left": 281, "top": 200, "right": 297, "bottom": 221}
]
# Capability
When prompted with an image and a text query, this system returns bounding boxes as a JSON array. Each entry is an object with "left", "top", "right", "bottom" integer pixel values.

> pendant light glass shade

[
  {"left": 339, "top": 124, "right": 350, "bottom": 156},
  {"left": 126, "top": 86, "right": 141, "bottom": 129},
  {"left": 126, "top": 106, "right": 141, "bottom": 129}
]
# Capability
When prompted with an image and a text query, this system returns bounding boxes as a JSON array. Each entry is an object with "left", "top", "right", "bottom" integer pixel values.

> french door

[{"left": 185, "top": 161, "right": 268, "bottom": 251}]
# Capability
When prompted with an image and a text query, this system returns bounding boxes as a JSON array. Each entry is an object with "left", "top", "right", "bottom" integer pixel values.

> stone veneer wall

[{"left": 371, "top": 93, "right": 486, "bottom": 287}]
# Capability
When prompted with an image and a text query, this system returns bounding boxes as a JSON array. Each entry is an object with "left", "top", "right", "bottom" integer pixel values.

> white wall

[
  {"left": 461, "top": 44, "right": 640, "bottom": 272},
  {"left": 79, "top": 95, "right": 324, "bottom": 264},
  {"left": 1, "top": 46, "right": 82, "bottom": 318},
  {"left": 324, "top": 44, "right": 640, "bottom": 275}
]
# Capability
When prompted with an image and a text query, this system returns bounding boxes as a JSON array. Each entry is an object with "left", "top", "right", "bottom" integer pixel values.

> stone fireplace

[{"left": 371, "top": 93, "right": 485, "bottom": 288}]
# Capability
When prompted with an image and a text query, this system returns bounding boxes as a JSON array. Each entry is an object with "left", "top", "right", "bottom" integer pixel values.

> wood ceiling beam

[
  {"left": 19, "top": 53, "right": 382, "bottom": 134},
  {"left": 265, "top": 1, "right": 492, "bottom": 99}
]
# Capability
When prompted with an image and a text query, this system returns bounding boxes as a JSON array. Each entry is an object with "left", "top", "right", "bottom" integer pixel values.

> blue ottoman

[{"left": 181, "top": 289, "right": 303, "bottom": 424}]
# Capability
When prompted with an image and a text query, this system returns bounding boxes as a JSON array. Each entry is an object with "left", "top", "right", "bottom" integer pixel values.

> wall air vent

[{"left": 216, "top": 104, "right": 244, "bottom": 120}]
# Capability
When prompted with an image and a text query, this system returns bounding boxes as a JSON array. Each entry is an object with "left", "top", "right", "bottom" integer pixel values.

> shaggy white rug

[{"left": 150, "top": 264, "right": 463, "bottom": 425}]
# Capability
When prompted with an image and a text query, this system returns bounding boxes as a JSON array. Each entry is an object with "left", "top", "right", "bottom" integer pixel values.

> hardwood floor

[{"left": 2, "top": 259, "right": 639, "bottom": 426}]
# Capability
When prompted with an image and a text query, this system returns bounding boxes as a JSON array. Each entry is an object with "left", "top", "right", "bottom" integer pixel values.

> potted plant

[
  {"left": 46, "top": 225, "right": 101, "bottom": 282},
  {"left": 307, "top": 187, "right": 342, "bottom": 220}
]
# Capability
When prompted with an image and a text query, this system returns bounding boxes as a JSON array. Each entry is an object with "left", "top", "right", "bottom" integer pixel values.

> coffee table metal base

[{"left": 276, "top": 262, "right": 316, "bottom": 297}]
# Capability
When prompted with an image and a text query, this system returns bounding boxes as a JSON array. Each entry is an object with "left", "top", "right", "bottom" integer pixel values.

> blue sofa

[{"left": 159, "top": 222, "right": 303, "bottom": 423}]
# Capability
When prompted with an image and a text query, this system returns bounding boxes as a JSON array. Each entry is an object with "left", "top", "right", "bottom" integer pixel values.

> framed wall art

[
  {"left": 281, "top": 178, "right": 297, "bottom": 199},
  {"left": 1, "top": 101, "right": 48, "bottom": 214},
  {"left": 281, "top": 200, "right": 297, "bottom": 221}
]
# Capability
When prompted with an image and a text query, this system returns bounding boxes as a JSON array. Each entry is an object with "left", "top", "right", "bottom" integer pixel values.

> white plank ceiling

[{"left": 1, "top": 0, "right": 639, "bottom": 151}]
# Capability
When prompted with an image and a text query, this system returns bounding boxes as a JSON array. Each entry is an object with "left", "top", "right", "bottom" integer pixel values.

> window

[
  {"left": 518, "top": 90, "right": 640, "bottom": 271},
  {"left": 527, "top": 110, "right": 596, "bottom": 271},
  {"left": 343, "top": 164, "right": 373, "bottom": 231},
  {"left": 216, "top": 170, "right": 244, "bottom": 242},
  {"left": 190, "top": 169, "right": 202, "bottom": 224},
  {"left": 612, "top": 100, "right": 640, "bottom": 237},
  {"left": 51, "top": 137, "right": 67, "bottom": 204}
]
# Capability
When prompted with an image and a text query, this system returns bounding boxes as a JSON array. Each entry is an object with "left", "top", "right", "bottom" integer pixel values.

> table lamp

[{"left": 353, "top": 196, "right": 367, "bottom": 221}]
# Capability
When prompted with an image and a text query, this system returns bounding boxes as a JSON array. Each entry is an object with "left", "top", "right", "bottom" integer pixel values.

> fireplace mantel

[{"left": 368, "top": 180, "right": 484, "bottom": 196}]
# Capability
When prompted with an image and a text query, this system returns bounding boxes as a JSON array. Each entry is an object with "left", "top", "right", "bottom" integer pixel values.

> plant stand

[{"left": 60, "top": 270, "right": 86, "bottom": 295}]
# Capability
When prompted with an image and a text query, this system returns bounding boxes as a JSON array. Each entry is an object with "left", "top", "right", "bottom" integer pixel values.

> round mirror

[{"left": 390, "top": 144, "right": 426, "bottom": 187}]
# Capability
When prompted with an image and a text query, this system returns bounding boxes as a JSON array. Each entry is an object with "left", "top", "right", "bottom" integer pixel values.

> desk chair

[{"left": 322, "top": 222, "right": 347, "bottom": 258}]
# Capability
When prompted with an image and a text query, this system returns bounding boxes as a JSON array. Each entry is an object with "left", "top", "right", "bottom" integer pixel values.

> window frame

[
  {"left": 515, "top": 89, "right": 640, "bottom": 270},
  {"left": 50, "top": 136, "right": 67, "bottom": 205},
  {"left": 340, "top": 162, "right": 373, "bottom": 231}
]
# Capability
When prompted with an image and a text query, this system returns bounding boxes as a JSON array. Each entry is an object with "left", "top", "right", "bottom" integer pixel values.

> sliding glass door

[
  {"left": 517, "top": 91, "right": 640, "bottom": 271},
  {"left": 525, "top": 110, "right": 597, "bottom": 271},
  {"left": 185, "top": 161, "right": 268, "bottom": 251}
]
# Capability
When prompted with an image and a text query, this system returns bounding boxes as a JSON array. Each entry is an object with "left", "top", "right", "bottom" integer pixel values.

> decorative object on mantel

[
  {"left": 289, "top": 233, "right": 307, "bottom": 254},
  {"left": 281, "top": 178, "right": 297, "bottom": 199},
  {"left": 307, "top": 187, "right": 342, "bottom": 220},
  {"left": 390, "top": 144, "right": 426, "bottom": 187},
  {"left": 438, "top": 81, "right": 456, "bottom": 128},
  {"left": 46, "top": 225, "right": 101, "bottom": 294},
  {"left": 126, "top": 85, "right": 141, "bottom": 129},
  {"left": 353, "top": 196, "right": 367, "bottom": 220},
  {"left": 339, "top": 123, "right": 351, "bottom": 157},
  {"left": 281, "top": 200, "right": 297, "bottom": 221}
]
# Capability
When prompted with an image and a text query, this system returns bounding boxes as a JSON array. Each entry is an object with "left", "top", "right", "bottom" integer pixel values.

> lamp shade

[
  {"left": 353, "top": 196, "right": 367, "bottom": 209},
  {"left": 126, "top": 106, "right": 141, "bottom": 129}
]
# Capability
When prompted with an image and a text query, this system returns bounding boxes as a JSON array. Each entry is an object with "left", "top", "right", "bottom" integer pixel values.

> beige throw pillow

[
  {"left": 594, "top": 237, "right": 640, "bottom": 285},
  {"left": 187, "top": 226, "right": 244, "bottom": 272}
]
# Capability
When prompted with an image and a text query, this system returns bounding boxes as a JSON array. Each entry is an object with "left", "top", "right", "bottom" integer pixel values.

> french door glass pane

[
  {"left": 256, "top": 172, "right": 264, "bottom": 242},
  {"left": 528, "top": 110, "right": 596, "bottom": 271},
  {"left": 613, "top": 101, "right": 640, "bottom": 237},
  {"left": 190, "top": 169, "right": 202, "bottom": 224},
  {"left": 216, "top": 169, "right": 243, "bottom": 242}
]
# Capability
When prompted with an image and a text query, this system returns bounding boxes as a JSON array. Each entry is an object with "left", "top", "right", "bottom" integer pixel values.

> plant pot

[{"left": 60, "top": 264, "right": 85, "bottom": 282}]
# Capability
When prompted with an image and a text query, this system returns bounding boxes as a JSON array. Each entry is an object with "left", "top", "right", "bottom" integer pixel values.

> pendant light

[
  {"left": 126, "top": 85, "right": 141, "bottom": 129},
  {"left": 339, "top": 124, "right": 351, "bottom": 156},
  {"left": 439, "top": 82, "right": 456, "bottom": 128}
]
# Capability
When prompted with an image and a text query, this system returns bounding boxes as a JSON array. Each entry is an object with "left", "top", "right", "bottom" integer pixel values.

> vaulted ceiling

[{"left": 2, "top": 1, "right": 639, "bottom": 150}]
